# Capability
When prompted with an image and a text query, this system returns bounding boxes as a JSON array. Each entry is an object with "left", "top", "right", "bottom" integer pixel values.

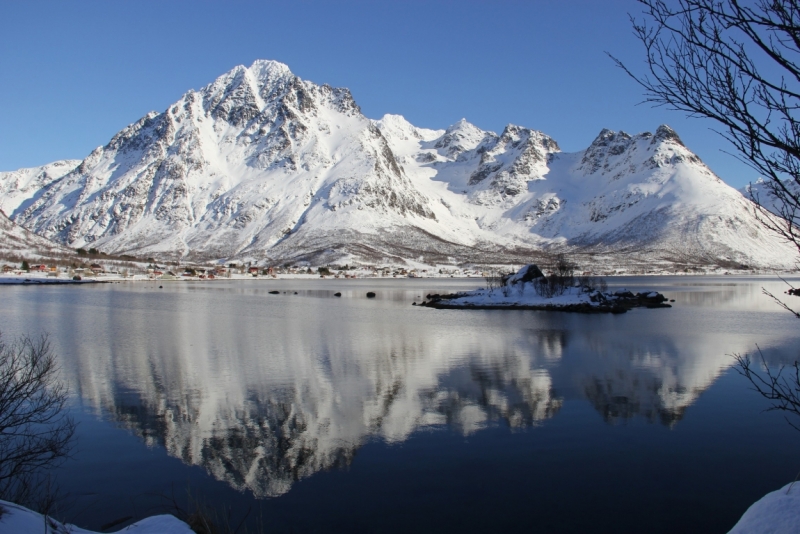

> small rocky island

[{"left": 418, "top": 263, "right": 671, "bottom": 314}]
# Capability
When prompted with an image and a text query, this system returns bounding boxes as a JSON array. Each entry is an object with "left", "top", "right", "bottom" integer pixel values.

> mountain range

[{"left": 0, "top": 59, "right": 795, "bottom": 268}]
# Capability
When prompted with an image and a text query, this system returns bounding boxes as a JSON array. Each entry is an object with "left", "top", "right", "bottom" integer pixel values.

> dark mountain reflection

[
  {"left": 90, "top": 347, "right": 563, "bottom": 497},
  {"left": 584, "top": 375, "right": 691, "bottom": 427}
]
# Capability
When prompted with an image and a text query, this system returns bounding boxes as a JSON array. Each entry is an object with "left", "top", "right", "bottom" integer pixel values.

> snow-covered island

[{"left": 418, "top": 264, "right": 672, "bottom": 313}]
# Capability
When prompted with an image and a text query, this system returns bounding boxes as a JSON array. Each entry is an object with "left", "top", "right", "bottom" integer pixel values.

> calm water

[{"left": 1, "top": 276, "right": 799, "bottom": 533}]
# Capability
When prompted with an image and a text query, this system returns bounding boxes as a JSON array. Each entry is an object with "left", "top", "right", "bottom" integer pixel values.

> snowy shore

[
  {"left": 3, "top": 482, "right": 799, "bottom": 533},
  {"left": 0, "top": 499, "right": 192, "bottom": 533},
  {"left": 727, "top": 482, "right": 800, "bottom": 533}
]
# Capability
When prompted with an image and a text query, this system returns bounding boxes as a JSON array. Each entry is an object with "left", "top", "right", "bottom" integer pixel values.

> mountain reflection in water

[
  {"left": 76, "top": 320, "right": 565, "bottom": 497},
  {"left": 33, "top": 278, "right": 787, "bottom": 499}
]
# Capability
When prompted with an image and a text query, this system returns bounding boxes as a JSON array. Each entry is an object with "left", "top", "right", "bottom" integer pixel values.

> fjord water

[{"left": 1, "top": 277, "right": 799, "bottom": 533}]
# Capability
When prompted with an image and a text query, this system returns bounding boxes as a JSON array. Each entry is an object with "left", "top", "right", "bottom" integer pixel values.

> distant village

[
  {"left": 0, "top": 245, "right": 752, "bottom": 284},
  {"left": 0, "top": 259, "right": 495, "bottom": 281}
]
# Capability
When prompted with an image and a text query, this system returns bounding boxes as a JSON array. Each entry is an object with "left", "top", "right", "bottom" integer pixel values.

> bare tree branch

[
  {"left": 611, "top": 0, "right": 800, "bottom": 255},
  {"left": 0, "top": 333, "right": 76, "bottom": 505},
  {"left": 734, "top": 347, "right": 800, "bottom": 428},
  {"left": 763, "top": 287, "right": 800, "bottom": 316},
  {"left": 619, "top": 1, "right": 800, "bottom": 434}
]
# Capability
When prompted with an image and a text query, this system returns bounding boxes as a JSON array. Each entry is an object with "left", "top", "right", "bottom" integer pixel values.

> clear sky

[{"left": 0, "top": 0, "right": 760, "bottom": 188}]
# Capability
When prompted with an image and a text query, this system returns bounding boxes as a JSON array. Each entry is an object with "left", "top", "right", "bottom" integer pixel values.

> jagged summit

[
  {"left": 653, "top": 124, "right": 684, "bottom": 146},
  {"left": 431, "top": 119, "right": 487, "bottom": 160},
  {"left": 577, "top": 124, "right": 701, "bottom": 178},
  {"left": 201, "top": 59, "right": 296, "bottom": 100},
  {"left": 0, "top": 61, "right": 794, "bottom": 268},
  {"left": 586, "top": 124, "right": 682, "bottom": 151},
  {"left": 246, "top": 59, "right": 293, "bottom": 82},
  {"left": 446, "top": 118, "right": 475, "bottom": 132}
]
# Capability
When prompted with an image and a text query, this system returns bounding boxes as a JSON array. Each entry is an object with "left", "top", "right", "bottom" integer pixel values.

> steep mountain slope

[
  {"left": 0, "top": 60, "right": 795, "bottom": 268},
  {"left": 0, "top": 160, "right": 80, "bottom": 218},
  {"left": 0, "top": 210, "right": 74, "bottom": 260}
]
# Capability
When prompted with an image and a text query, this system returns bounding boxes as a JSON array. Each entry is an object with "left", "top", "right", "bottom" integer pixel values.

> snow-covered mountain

[{"left": 0, "top": 60, "right": 795, "bottom": 268}]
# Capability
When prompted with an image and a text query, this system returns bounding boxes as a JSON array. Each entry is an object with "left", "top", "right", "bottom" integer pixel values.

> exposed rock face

[
  {"left": 467, "top": 125, "right": 559, "bottom": 201},
  {"left": 0, "top": 60, "right": 795, "bottom": 268}
]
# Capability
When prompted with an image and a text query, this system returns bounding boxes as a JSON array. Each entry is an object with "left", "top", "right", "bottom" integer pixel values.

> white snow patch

[
  {"left": 728, "top": 482, "right": 800, "bottom": 534},
  {"left": 0, "top": 499, "right": 193, "bottom": 534}
]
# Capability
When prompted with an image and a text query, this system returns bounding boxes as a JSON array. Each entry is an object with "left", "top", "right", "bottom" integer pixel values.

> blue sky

[{"left": 0, "top": 0, "right": 760, "bottom": 188}]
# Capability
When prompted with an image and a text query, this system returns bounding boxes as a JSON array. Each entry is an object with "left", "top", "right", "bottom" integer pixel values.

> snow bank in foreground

[
  {"left": 0, "top": 500, "right": 192, "bottom": 534},
  {"left": 728, "top": 482, "right": 800, "bottom": 534}
]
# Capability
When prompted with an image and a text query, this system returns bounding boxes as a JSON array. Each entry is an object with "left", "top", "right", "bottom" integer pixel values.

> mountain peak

[
  {"left": 433, "top": 119, "right": 487, "bottom": 159},
  {"left": 377, "top": 113, "right": 415, "bottom": 129},
  {"left": 199, "top": 59, "right": 295, "bottom": 103},
  {"left": 652, "top": 124, "right": 684, "bottom": 146},
  {"left": 589, "top": 128, "right": 631, "bottom": 147},
  {"left": 247, "top": 59, "right": 293, "bottom": 85},
  {"left": 445, "top": 118, "right": 480, "bottom": 134},
  {"left": 579, "top": 128, "right": 637, "bottom": 175},
  {"left": 249, "top": 58, "right": 291, "bottom": 71}
]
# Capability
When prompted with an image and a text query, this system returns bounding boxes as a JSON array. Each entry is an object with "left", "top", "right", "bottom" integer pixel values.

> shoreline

[
  {"left": 0, "top": 277, "right": 105, "bottom": 285},
  {"left": 0, "top": 271, "right": 798, "bottom": 286},
  {"left": 417, "top": 301, "right": 671, "bottom": 313}
]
